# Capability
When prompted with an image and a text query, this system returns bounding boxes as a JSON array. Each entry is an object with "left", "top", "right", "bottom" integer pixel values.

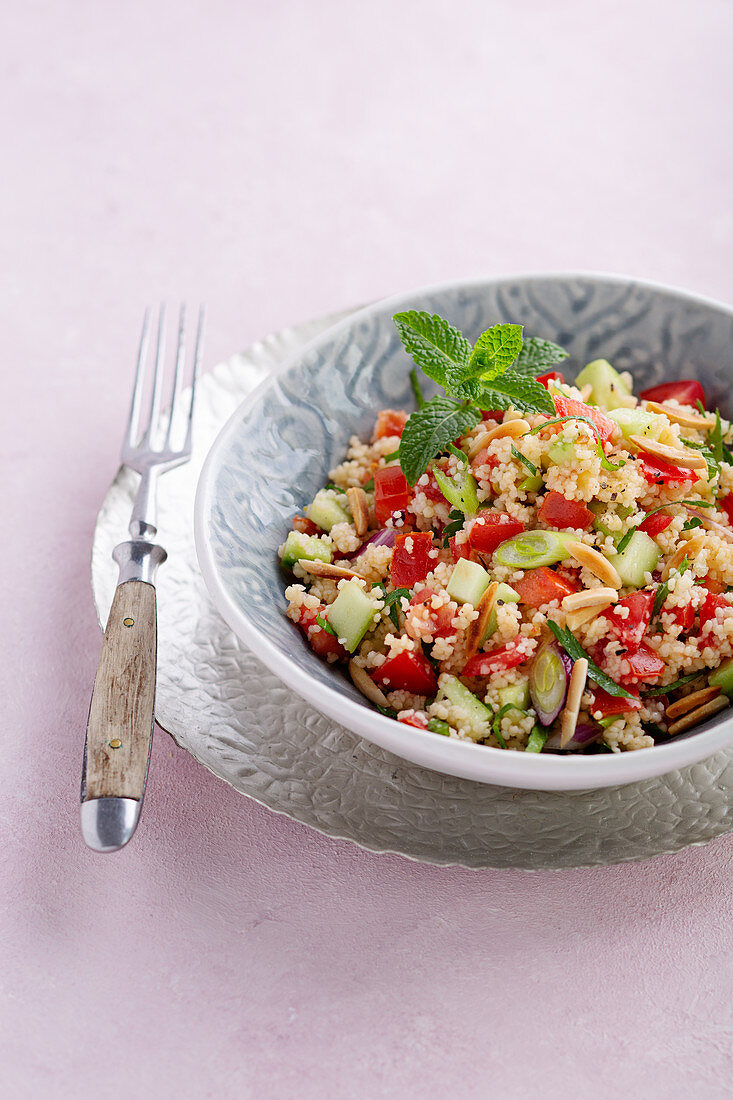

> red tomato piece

[
  {"left": 370, "top": 650, "right": 438, "bottom": 696},
  {"left": 589, "top": 685, "right": 642, "bottom": 717},
  {"left": 390, "top": 531, "right": 434, "bottom": 588},
  {"left": 469, "top": 514, "right": 525, "bottom": 554},
  {"left": 513, "top": 567, "right": 580, "bottom": 609},
  {"left": 373, "top": 409, "right": 408, "bottom": 440},
  {"left": 292, "top": 515, "right": 320, "bottom": 536},
  {"left": 552, "top": 394, "right": 616, "bottom": 446},
  {"left": 480, "top": 411, "right": 504, "bottom": 421},
  {"left": 449, "top": 536, "right": 473, "bottom": 563},
  {"left": 374, "top": 465, "right": 410, "bottom": 525},
  {"left": 398, "top": 712, "right": 429, "bottom": 730},
  {"left": 620, "top": 642, "right": 665, "bottom": 684},
  {"left": 463, "top": 641, "right": 528, "bottom": 677},
  {"left": 538, "top": 491, "right": 594, "bottom": 531},
  {"left": 410, "top": 587, "right": 436, "bottom": 605},
  {"left": 668, "top": 602, "right": 695, "bottom": 631},
  {"left": 720, "top": 494, "right": 733, "bottom": 527},
  {"left": 469, "top": 447, "right": 500, "bottom": 470},
  {"left": 600, "top": 590, "right": 655, "bottom": 650},
  {"left": 405, "top": 587, "right": 456, "bottom": 638},
  {"left": 639, "top": 380, "right": 706, "bottom": 410},
  {"left": 537, "top": 370, "right": 565, "bottom": 389},
  {"left": 295, "top": 606, "right": 347, "bottom": 661},
  {"left": 700, "top": 590, "right": 730, "bottom": 633},
  {"left": 638, "top": 512, "right": 674, "bottom": 537},
  {"left": 638, "top": 455, "right": 699, "bottom": 486}
]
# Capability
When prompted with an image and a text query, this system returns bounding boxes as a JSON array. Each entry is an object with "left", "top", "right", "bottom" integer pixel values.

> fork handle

[{"left": 81, "top": 579, "right": 158, "bottom": 851}]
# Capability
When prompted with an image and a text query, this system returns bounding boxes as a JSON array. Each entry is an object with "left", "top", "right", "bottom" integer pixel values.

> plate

[{"left": 92, "top": 299, "right": 733, "bottom": 868}]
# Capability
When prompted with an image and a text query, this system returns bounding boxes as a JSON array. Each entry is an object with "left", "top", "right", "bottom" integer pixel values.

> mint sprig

[
  {"left": 393, "top": 311, "right": 471, "bottom": 388},
  {"left": 398, "top": 397, "right": 480, "bottom": 486},
  {"left": 467, "top": 323, "right": 524, "bottom": 381},
  {"left": 512, "top": 337, "right": 569, "bottom": 376}
]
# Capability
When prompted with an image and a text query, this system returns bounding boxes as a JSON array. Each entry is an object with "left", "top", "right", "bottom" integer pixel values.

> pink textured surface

[{"left": 3, "top": 1, "right": 733, "bottom": 1095}]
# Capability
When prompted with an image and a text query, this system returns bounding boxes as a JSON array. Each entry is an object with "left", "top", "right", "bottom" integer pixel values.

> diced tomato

[
  {"left": 620, "top": 641, "right": 665, "bottom": 684},
  {"left": 463, "top": 641, "right": 528, "bottom": 677},
  {"left": 704, "top": 579, "right": 726, "bottom": 595},
  {"left": 537, "top": 370, "right": 565, "bottom": 389},
  {"left": 588, "top": 685, "right": 642, "bottom": 717},
  {"left": 469, "top": 513, "right": 525, "bottom": 554},
  {"left": 600, "top": 590, "right": 655, "bottom": 650},
  {"left": 398, "top": 712, "right": 429, "bottom": 730},
  {"left": 700, "top": 590, "right": 730, "bottom": 633},
  {"left": 406, "top": 587, "right": 455, "bottom": 638},
  {"left": 449, "top": 536, "right": 473, "bottom": 563},
  {"left": 638, "top": 512, "right": 674, "bottom": 537},
  {"left": 552, "top": 394, "right": 616, "bottom": 446},
  {"left": 481, "top": 411, "right": 504, "bottom": 421},
  {"left": 294, "top": 606, "right": 347, "bottom": 661},
  {"left": 513, "top": 567, "right": 580, "bottom": 609},
  {"left": 373, "top": 409, "right": 408, "bottom": 440},
  {"left": 470, "top": 448, "right": 500, "bottom": 470},
  {"left": 638, "top": 454, "right": 699, "bottom": 486},
  {"left": 292, "top": 515, "right": 320, "bottom": 536},
  {"left": 390, "top": 531, "right": 434, "bottom": 588},
  {"left": 370, "top": 650, "right": 438, "bottom": 696},
  {"left": 668, "top": 601, "right": 695, "bottom": 631},
  {"left": 374, "top": 465, "right": 410, "bottom": 525},
  {"left": 720, "top": 494, "right": 733, "bottom": 527},
  {"left": 538, "top": 491, "right": 594, "bottom": 531},
  {"left": 410, "top": 587, "right": 436, "bottom": 605},
  {"left": 419, "top": 471, "right": 450, "bottom": 503},
  {"left": 639, "top": 379, "right": 706, "bottom": 410}
]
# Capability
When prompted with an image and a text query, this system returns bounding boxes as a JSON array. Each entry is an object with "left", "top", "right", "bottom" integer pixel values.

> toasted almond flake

[
  {"left": 346, "top": 486, "right": 369, "bottom": 537},
  {"left": 299, "top": 560, "right": 362, "bottom": 580},
  {"left": 483, "top": 419, "right": 531, "bottom": 443},
  {"left": 565, "top": 605, "right": 604, "bottom": 631},
  {"left": 666, "top": 686, "right": 723, "bottom": 721},
  {"left": 464, "top": 582, "right": 498, "bottom": 660},
  {"left": 562, "top": 587, "right": 618, "bottom": 612},
  {"left": 644, "top": 401, "right": 716, "bottom": 429},
  {"left": 564, "top": 540, "right": 622, "bottom": 589},
  {"left": 663, "top": 534, "right": 707, "bottom": 580},
  {"left": 560, "top": 658, "right": 588, "bottom": 748},
  {"left": 628, "top": 435, "right": 708, "bottom": 470},
  {"left": 466, "top": 431, "right": 493, "bottom": 460},
  {"left": 349, "top": 659, "right": 390, "bottom": 707},
  {"left": 667, "top": 694, "right": 729, "bottom": 737}
]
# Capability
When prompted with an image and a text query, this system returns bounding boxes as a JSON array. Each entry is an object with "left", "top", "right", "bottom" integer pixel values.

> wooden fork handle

[{"left": 81, "top": 580, "right": 158, "bottom": 850}]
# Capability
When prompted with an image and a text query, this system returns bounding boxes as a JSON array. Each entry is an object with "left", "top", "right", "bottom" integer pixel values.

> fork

[{"left": 80, "top": 305, "right": 205, "bottom": 853}]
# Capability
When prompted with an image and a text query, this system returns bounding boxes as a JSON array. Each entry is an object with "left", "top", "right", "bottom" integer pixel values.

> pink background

[{"left": 3, "top": 1, "right": 733, "bottom": 1095}]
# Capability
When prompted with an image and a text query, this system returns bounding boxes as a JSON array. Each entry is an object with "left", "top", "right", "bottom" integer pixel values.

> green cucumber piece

[
  {"left": 305, "top": 489, "right": 351, "bottom": 532},
  {"left": 709, "top": 658, "right": 733, "bottom": 698},
  {"left": 446, "top": 558, "right": 491, "bottom": 606},
  {"left": 547, "top": 439, "right": 577, "bottom": 465},
  {"left": 493, "top": 530, "right": 574, "bottom": 569},
  {"left": 607, "top": 407, "right": 664, "bottom": 442},
  {"left": 497, "top": 681, "right": 530, "bottom": 710},
  {"left": 327, "top": 580, "right": 376, "bottom": 653},
  {"left": 433, "top": 466, "right": 479, "bottom": 515},
  {"left": 280, "top": 530, "right": 333, "bottom": 571},
  {"left": 575, "top": 358, "right": 631, "bottom": 411},
  {"left": 438, "top": 675, "right": 492, "bottom": 740},
  {"left": 519, "top": 474, "right": 543, "bottom": 492},
  {"left": 606, "top": 530, "right": 661, "bottom": 587}
]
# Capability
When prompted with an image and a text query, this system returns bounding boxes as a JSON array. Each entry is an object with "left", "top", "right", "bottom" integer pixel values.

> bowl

[{"left": 195, "top": 272, "right": 733, "bottom": 790}]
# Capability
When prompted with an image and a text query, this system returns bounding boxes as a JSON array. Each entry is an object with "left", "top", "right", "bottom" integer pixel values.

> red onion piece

[
  {"left": 360, "top": 528, "right": 396, "bottom": 550},
  {"left": 545, "top": 723, "right": 601, "bottom": 752}
]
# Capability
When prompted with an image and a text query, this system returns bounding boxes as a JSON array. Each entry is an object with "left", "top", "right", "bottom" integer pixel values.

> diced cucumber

[
  {"left": 280, "top": 530, "right": 333, "bottom": 571},
  {"left": 709, "top": 658, "right": 733, "bottom": 698},
  {"left": 606, "top": 530, "right": 661, "bottom": 587},
  {"left": 446, "top": 558, "right": 491, "bottom": 606},
  {"left": 519, "top": 474, "right": 543, "bottom": 492},
  {"left": 305, "top": 489, "right": 351, "bottom": 532},
  {"left": 433, "top": 466, "right": 479, "bottom": 515},
  {"left": 438, "top": 675, "right": 492, "bottom": 740},
  {"left": 547, "top": 439, "right": 577, "bottom": 465},
  {"left": 608, "top": 407, "right": 665, "bottom": 442},
  {"left": 589, "top": 502, "right": 633, "bottom": 543},
  {"left": 493, "top": 530, "right": 574, "bottom": 569},
  {"left": 575, "top": 358, "right": 632, "bottom": 411},
  {"left": 327, "top": 580, "right": 376, "bottom": 653},
  {"left": 497, "top": 681, "right": 530, "bottom": 710}
]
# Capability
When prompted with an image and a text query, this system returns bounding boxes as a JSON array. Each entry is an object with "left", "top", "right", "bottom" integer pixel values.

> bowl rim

[{"left": 194, "top": 270, "right": 733, "bottom": 790}]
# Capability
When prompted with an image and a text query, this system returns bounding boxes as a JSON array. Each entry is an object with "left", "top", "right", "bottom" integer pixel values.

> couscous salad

[{"left": 280, "top": 311, "right": 733, "bottom": 753}]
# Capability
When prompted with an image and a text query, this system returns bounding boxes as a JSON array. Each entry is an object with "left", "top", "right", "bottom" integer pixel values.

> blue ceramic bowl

[{"left": 195, "top": 273, "right": 733, "bottom": 789}]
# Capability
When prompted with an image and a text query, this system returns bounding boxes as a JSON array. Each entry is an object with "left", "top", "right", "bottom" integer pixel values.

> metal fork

[{"left": 80, "top": 305, "right": 205, "bottom": 853}]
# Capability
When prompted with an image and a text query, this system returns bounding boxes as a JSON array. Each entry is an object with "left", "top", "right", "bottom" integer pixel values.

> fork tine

[
  {"left": 183, "top": 305, "right": 205, "bottom": 453},
  {"left": 124, "top": 308, "right": 151, "bottom": 449},
  {"left": 164, "top": 304, "right": 186, "bottom": 450},
  {"left": 141, "top": 304, "right": 167, "bottom": 450}
]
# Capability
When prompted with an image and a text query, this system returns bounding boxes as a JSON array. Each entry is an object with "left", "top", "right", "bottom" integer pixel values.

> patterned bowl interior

[{"left": 208, "top": 275, "right": 733, "bottom": 718}]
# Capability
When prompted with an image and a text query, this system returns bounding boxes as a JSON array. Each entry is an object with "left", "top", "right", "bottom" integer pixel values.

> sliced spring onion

[
  {"left": 525, "top": 727, "right": 549, "bottom": 753},
  {"left": 433, "top": 465, "right": 479, "bottom": 515},
  {"left": 493, "top": 529, "right": 573, "bottom": 568},
  {"left": 546, "top": 621, "right": 635, "bottom": 699},
  {"left": 529, "top": 638, "right": 569, "bottom": 725},
  {"left": 315, "top": 614, "right": 338, "bottom": 637},
  {"left": 510, "top": 445, "right": 538, "bottom": 476},
  {"left": 447, "top": 442, "right": 468, "bottom": 465}
]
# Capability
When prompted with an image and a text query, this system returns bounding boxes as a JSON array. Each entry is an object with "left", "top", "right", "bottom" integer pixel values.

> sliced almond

[
  {"left": 628, "top": 435, "right": 708, "bottom": 471},
  {"left": 662, "top": 534, "right": 707, "bottom": 580},
  {"left": 483, "top": 418, "right": 531, "bottom": 443},
  {"left": 466, "top": 430, "right": 493, "bottom": 460},
  {"left": 564, "top": 540, "right": 622, "bottom": 589},
  {"left": 667, "top": 693, "right": 729, "bottom": 737},
  {"left": 666, "top": 686, "right": 723, "bottom": 721},
  {"left": 566, "top": 605, "right": 604, "bottom": 631},
  {"left": 560, "top": 657, "right": 588, "bottom": 748},
  {"left": 349, "top": 659, "right": 390, "bottom": 708},
  {"left": 298, "top": 560, "right": 362, "bottom": 580},
  {"left": 644, "top": 401, "right": 716, "bottom": 430},
  {"left": 464, "top": 582, "right": 498, "bottom": 660},
  {"left": 562, "top": 587, "right": 618, "bottom": 612},
  {"left": 346, "top": 486, "right": 369, "bottom": 537}
]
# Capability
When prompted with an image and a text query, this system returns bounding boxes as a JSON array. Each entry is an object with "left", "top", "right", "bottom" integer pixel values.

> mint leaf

[
  {"left": 398, "top": 397, "right": 480, "bottom": 486},
  {"left": 512, "top": 337, "right": 569, "bottom": 378},
  {"left": 467, "top": 323, "right": 523, "bottom": 381},
  {"left": 393, "top": 311, "right": 471, "bottom": 388},
  {"left": 472, "top": 372, "right": 555, "bottom": 416}
]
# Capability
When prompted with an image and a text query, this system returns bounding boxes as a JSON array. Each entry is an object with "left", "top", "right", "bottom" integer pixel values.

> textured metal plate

[{"left": 91, "top": 305, "right": 733, "bottom": 868}]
